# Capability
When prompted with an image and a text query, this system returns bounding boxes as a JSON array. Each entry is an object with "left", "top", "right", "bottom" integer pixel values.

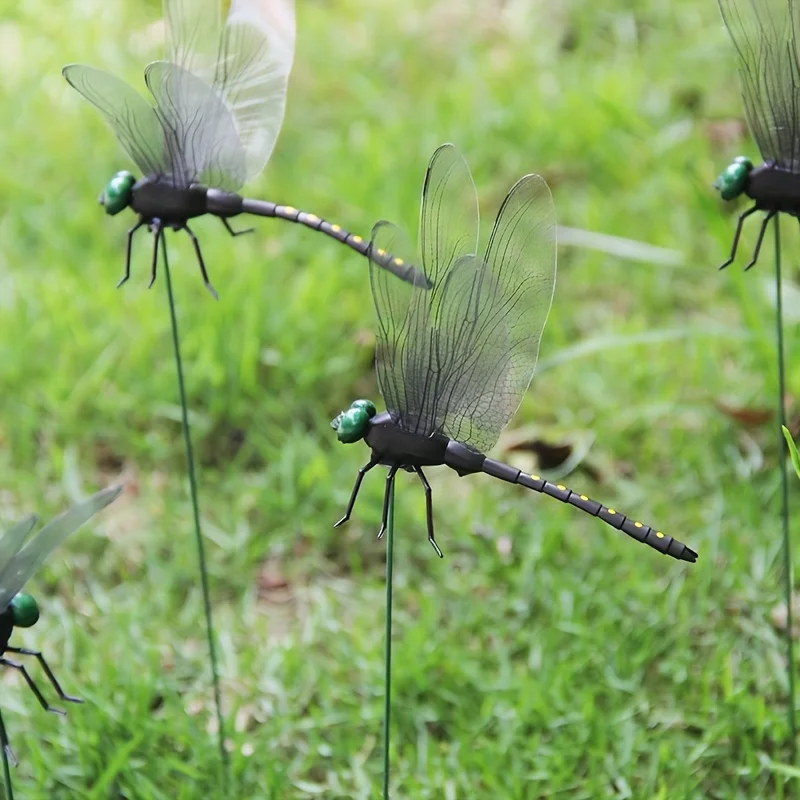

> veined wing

[
  {"left": 369, "top": 144, "right": 479, "bottom": 437},
  {"left": 0, "top": 485, "right": 123, "bottom": 612},
  {"left": 214, "top": 0, "right": 296, "bottom": 182},
  {"left": 145, "top": 61, "right": 248, "bottom": 190},
  {"left": 0, "top": 517, "right": 37, "bottom": 577},
  {"left": 439, "top": 174, "right": 556, "bottom": 452},
  {"left": 62, "top": 65, "right": 169, "bottom": 178},
  {"left": 163, "top": 0, "right": 223, "bottom": 83},
  {"left": 718, "top": 0, "right": 800, "bottom": 168}
]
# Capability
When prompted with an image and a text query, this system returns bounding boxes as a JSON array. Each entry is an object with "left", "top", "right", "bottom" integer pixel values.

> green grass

[{"left": 0, "top": 0, "right": 798, "bottom": 796}]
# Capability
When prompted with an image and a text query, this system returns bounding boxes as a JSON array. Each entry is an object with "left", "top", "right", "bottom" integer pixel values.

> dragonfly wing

[
  {"left": 214, "top": 0, "right": 296, "bottom": 182},
  {"left": 0, "top": 517, "right": 38, "bottom": 593},
  {"left": 718, "top": 0, "right": 800, "bottom": 168},
  {"left": 369, "top": 221, "right": 424, "bottom": 421},
  {"left": 62, "top": 65, "right": 169, "bottom": 178},
  {"left": 0, "top": 485, "right": 123, "bottom": 612},
  {"left": 437, "top": 174, "right": 557, "bottom": 452},
  {"left": 419, "top": 143, "right": 480, "bottom": 288},
  {"left": 163, "top": 0, "right": 223, "bottom": 83},
  {"left": 369, "top": 145, "right": 480, "bottom": 436},
  {"left": 145, "top": 61, "right": 247, "bottom": 191}
]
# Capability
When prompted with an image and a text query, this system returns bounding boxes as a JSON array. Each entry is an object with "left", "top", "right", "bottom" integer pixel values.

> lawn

[{"left": 0, "top": 0, "right": 797, "bottom": 797}]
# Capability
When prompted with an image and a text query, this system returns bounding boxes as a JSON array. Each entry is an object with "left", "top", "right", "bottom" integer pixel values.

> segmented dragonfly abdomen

[{"left": 481, "top": 457, "right": 696, "bottom": 562}]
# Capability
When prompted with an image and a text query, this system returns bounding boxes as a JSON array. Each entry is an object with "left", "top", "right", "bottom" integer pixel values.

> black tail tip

[{"left": 680, "top": 547, "right": 698, "bottom": 564}]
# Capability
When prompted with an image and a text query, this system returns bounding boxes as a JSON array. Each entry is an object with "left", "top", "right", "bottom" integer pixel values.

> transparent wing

[
  {"left": 0, "top": 485, "right": 123, "bottom": 611},
  {"left": 419, "top": 143, "right": 479, "bottom": 288},
  {"left": 62, "top": 64, "right": 169, "bottom": 177},
  {"left": 718, "top": 0, "right": 800, "bottom": 168},
  {"left": 0, "top": 517, "right": 37, "bottom": 577},
  {"left": 369, "top": 221, "right": 425, "bottom": 420},
  {"left": 441, "top": 175, "right": 557, "bottom": 451},
  {"left": 145, "top": 61, "right": 247, "bottom": 191},
  {"left": 163, "top": 0, "right": 223, "bottom": 82},
  {"left": 370, "top": 168, "right": 556, "bottom": 453},
  {"left": 213, "top": 0, "right": 296, "bottom": 182}
]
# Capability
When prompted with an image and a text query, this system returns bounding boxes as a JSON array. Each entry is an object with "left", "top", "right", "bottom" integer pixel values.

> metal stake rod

[{"left": 382, "top": 481, "right": 396, "bottom": 799}]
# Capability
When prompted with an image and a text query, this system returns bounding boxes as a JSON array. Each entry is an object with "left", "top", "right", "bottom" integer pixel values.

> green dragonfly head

[
  {"left": 331, "top": 399, "right": 377, "bottom": 444},
  {"left": 10, "top": 593, "right": 39, "bottom": 628},
  {"left": 713, "top": 156, "right": 753, "bottom": 201},
  {"left": 99, "top": 170, "right": 136, "bottom": 216}
]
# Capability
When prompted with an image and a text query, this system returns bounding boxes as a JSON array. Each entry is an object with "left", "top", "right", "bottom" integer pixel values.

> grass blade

[{"left": 383, "top": 481, "right": 395, "bottom": 799}]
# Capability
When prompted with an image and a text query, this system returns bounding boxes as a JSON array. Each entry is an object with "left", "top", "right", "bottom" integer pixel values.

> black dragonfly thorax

[{"left": 747, "top": 164, "right": 800, "bottom": 214}]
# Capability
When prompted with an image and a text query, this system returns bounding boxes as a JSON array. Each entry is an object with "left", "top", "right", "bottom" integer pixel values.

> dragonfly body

[
  {"left": 332, "top": 144, "right": 698, "bottom": 564},
  {"left": 745, "top": 165, "right": 800, "bottom": 212},
  {"left": 715, "top": 0, "right": 800, "bottom": 270},
  {"left": 63, "top": 0, "right": 426, "bottom": 296}
]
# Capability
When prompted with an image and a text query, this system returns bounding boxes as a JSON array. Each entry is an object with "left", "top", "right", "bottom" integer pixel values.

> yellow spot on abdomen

[
  {"left": 579, "top": 495, "right": 589, "bottom": 501},
  {"left": 283, "top": 206, "right": 298, "bottom": 215},
  {"left": 331, "top": 224, "right": 342, "bottom": 232},
  {"left": 304, "top": 213, "right": 319, "bottom": 223},
  {"left": 607, "top": 508, "right": 616, "bottom": 515},
  {"left": 530, "top": 474, "right": 541, "bottom": 481},
  {"left": 634, "top": 522, "right": 643, "bottom": 528},
  {"left": 656, "top": 531, "right": 665, "bottom": 539},
  {"left": 377, "top": 248, "right": 386, "bottom": 256},
  {"left": 393, "top": 257, "right": 404, "bottom": 266},
  {"left": 351, "top": 235, "right": 363, "bottom": 244},
  {"left": 557, "top": 484, "right": 566, "bottom": 491}
]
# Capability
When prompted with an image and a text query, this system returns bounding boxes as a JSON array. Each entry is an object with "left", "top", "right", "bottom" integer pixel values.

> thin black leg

[
  {"left": 334, "top": 454, "right": 380, "bottom": 528},
  {"left": 377, "top": 465, "right": 399, "bottom": 540},
  {"left": 118, "top": 218, "right": 146, "bottom": 288},
  {"left": 220, "top": 218, "right": 254, "bottom": 237},
  {"left": 5, "top": 648, "right": 81, "bottom": 705},
  {"left": 719, "top": 205, "right": 757, "bottom": 270},
  {"left": 0, "top": 658, "right": 64, "bottom": 716},
  {"left": 744, "top": 211, "right": 776, "bottom": 271},
  {"left": 184, "top": 223, "right": 219, "bottom": 300},
  {"left": 414, "top": 467, "right": 443, "bottom": 558},
  {"left": 0, "top": 707, "right": 16, "bottom": 769},
  {"left": 148, "top": 220, "right": 162, "bottom": 289}
]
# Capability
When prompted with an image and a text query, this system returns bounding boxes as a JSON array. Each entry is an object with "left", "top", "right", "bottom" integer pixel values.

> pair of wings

[
  {"left": 369, "top": 144, "right": 557, "bottom": 455},
  {"left": 0, "top": 485, "right": 122, "bottom": 613},
  {"left": 63, "top": 0, "right": 295, "bottom": 192},
  {"left": 719, "top": 0, "right": 800, "bottom": 169}
]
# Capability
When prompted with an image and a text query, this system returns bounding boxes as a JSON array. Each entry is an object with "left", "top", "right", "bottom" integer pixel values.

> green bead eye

[
  {"left": 10, "top": 593, "right": 39, "bottom": 628},
  {"left": 350, "top": 399, "right": 377, "bottom": 418},
  {"left": 332, "top": 407, "right": 369, "bottom": 443},
  {"left": 99, "top": 170, "right": 136, "bottom": 216},
  {"left": 713, "top": 157, "right": 752, "bottom": 201}
]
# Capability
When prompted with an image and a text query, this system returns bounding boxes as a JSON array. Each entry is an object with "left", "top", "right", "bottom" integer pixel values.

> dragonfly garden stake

[
  {"left": 0, "top": 485, "right": 122, "bottom": 800},
  {"left": 714, "top": 0, "right": 798, "bottom": 759},
  {"left": 62, "top": 0, "right": 426, "bottom": 297},
  {"left": 331, "top": 144, "right": 697, "bottom": 798}
]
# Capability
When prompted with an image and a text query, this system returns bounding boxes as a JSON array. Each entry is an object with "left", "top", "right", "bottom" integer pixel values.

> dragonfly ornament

[
  {"left": 714, "top": 0, "right": 800, "bottom": 270},
  {"left": 332, "top": 145, "right": 698, "bottom": 563},
  {"left": 0, "top": 485, "right": 122, "bottom": 763},
  {"left": 63, "top": 0, "right": 425, "bottom": 297}
]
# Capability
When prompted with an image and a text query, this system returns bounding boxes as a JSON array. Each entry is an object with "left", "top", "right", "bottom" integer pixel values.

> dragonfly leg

[
  {"left": 5, "top": 648, "right": 81, "bottom": 704},
  {"left": 220, "top": 218, "right": 254, "bottom": 237},
  {"left": 0, "top": 658, "right": 65, "bottom": 716},
  {"left": 414, "top": 467, "right": 443, "bottom": 558},
  {"left": 334, "top": 454, "right": 380, "bottom": 528},
  {"left": 184, "top": 223, "right": 219, "bottom": 300},
  {"left": 0, "top": 708, "right": 16, "bottom": 768},
  {"left": 744, "top": 211, "right": 776, "bottom": 271},
  {"left": 377, "top": 465, "right": 399, "bottom": 540},
  {"left": 118, "top": 217, "right": 146, "bottom": 288},
  {"left": 719, "top": 205, "right": 757, "bottom": 270},
  {"left": 148, "top": 220, "right": 162, "bottom": 289}
]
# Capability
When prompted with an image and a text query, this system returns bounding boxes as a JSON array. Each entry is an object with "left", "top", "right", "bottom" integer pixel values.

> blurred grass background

[{"left": 0, "top": 0, "right": 798, "bottom": 796}]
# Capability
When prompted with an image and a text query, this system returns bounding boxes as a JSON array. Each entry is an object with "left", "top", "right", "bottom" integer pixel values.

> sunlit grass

[{"left": 0, "top": 0, "right": 798, "bottom": 796}]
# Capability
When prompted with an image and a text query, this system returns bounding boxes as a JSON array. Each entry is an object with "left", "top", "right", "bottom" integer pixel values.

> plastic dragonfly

[
  {"left": 714, "top": 0, "right": 800, "bottom": 270},
  {"left": 0, "top": 485, "right": 122, "bottom": 763},
  {"left": 62, "top": 0, "right": 426, "bottom": 297},
  {"left": 331, "top": 144, "right": 698, "bottom": 563}
]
